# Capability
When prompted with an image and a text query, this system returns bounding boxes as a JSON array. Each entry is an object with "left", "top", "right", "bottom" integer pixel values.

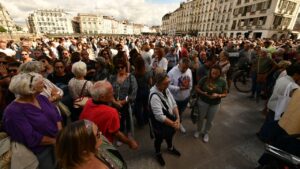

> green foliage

[
  {"left": 16, "top": 25, "right": 22, "bottom": 31},
  {"left": 0, "top": 26, "right": 7, "bottom": 32}
]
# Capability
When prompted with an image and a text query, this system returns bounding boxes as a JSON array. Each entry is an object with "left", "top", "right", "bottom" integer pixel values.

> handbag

[
  {"left": 57, "top": 101, "right": 71, "bottom": 117},
  {"left": 256, "top": 58, "right": 267, "bottom": 84},
  {"left": 256, "top": 73, "right": 267, "bottom": 83},
  {"left": 73, "top": 81, "right": 89, "bottom": 108},
  {"left": 274, "top": 82, "right": 293, "bottom": 121},
  {"left": 190, "top": 98, "right": 200, "bottom": 124}
]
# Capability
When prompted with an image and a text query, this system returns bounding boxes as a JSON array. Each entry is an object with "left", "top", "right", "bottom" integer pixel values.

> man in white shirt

[
  {"left": 168, "top": 58, "right": 193, "bottom": 133},
  {"left": 0, "top": 39, "right": 16, "bottom": 57},
  {"left": 258, "top": 62, "right": 300, "bottom": 142}
]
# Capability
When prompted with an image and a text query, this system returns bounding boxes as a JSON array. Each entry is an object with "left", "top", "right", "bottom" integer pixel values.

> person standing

[
  {"left": 194, "top": 65, "right": 228, "bottom": 143},
  {"left": 168, "top": 58, "right": 193, "bottom": 133},
  {"left": 149, "top": 72, "right": 181, "bottom": 166}
]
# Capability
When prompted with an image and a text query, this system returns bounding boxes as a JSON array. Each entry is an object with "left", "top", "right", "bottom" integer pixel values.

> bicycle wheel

[{"left": 233, "top": 71, "right": 252, "bottom": 93}]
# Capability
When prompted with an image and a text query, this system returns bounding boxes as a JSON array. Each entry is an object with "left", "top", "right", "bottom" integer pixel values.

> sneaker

[
  {"left": 180, "top": 124, "right": 186, "bottom": 133},
  {"left": 202, "top": 133, "right": 209, "bottom": 143},
  {"left": 194, "top": 131, "right": 200, "bottom": 138},
  {"left": 168, "top": 147, "right": 181, "bottom": 157},
  {"left": 156, "top": 153, "right": 165, "bottom": 166},
  {"left": 116, "top": 141, "right": 123, "bottom": 147}
]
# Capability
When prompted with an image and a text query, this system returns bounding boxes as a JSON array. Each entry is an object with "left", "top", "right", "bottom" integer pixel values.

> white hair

[
  {"left": 19, "top": 61, "right": 43, "bottom": 73},
  {"left": 71, "top": 61, "right": 87, "bottom": 77},
  {"left": 9, "top": 72, "right": 43, "bottom": 96},
  {"left": 89, "top": 80, "right": 111, "bottom": 101}
]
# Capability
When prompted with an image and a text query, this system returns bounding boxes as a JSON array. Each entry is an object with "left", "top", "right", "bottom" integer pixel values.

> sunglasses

[
  {"left": 21, "top": 53, "right": 28, "bottom": 56},
  {"left": 116, "top": 66, "right": 125, "bottom": 70},
  {"left": 0, "top": 61, "right": 7, "bottom": 65},
  {"left": 96, "top": 129, "right": 102, "bottom": 139}
]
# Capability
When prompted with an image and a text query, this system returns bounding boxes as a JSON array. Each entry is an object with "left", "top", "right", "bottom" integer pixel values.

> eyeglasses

[
  {"left": 7, "top": 69, "right": 18, "bottom": 73},
  {"left": 84, "top": 120, "right": 102, "bottom": 139},
  {"left": 29, "top": 74, "right": 34, "bottom": 89},
  {"left": 0, "top": 61, "right": 7, "bottom": 65},
  {"left": 55, "top": 66, "right": 64, "bottom": 69},
  {"left": 63, "top": 52, "right": 68, "bottom": 55},
  {"left": 21, "top": 53, "right": 28, "bottom": 56}
]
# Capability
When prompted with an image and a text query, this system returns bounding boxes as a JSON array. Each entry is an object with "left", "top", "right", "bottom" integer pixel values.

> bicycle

[{"left": 232, "top": 63, "right": 252, "bottom": 93}]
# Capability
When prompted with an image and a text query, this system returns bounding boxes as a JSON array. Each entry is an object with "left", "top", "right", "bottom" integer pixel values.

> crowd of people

[{"left": 0, "top": 35, "right": 300, "bottom": 168}]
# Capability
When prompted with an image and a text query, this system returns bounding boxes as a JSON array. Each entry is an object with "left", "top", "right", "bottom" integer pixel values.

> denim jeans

[{"left": 176, "top": 98, "right": 190, "bottom": 122}]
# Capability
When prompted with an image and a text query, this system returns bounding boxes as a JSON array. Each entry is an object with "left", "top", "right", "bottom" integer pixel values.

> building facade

[
  {"left": 27, "top": 9, "right": 74, "bottom": 34},
  {"left": 0, "top": 3, "right": 16, "bottom": 32},
  {"left": 77, "top": 13, "right": 102, "bottom": 34},
  {"left": 162, "top": 0, "right": 300, "bottom": 39}
]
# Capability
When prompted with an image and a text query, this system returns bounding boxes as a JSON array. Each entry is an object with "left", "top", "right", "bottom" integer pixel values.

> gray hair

[
  {"left": 19, "top": 61, "right": 43, "bottom": 73},
  {"left": 155, "top": 71, "right": 168, "bottom": 85},
  {"left": 9, "top": 72, "right": 43, "bottom": 96},
  {"left": 89, "top": 80, "right": 110, "bottom": 101},
  {"left": 72, "top": 61, "right": 87, "bottom": 77}
]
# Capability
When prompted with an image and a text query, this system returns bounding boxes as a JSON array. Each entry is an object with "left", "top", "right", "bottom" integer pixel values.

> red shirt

[{"left": 80, "top": 99, "right": 120, "bottom": 143}]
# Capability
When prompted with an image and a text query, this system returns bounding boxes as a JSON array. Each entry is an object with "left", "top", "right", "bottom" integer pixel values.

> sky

[{"left": 0, "top": 0, "right": 183, "bottom": 26}]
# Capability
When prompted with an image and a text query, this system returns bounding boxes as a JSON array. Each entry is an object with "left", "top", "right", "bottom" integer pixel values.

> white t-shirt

[
  {"left": 0, "top": 48, "right": 16, "bottom": 57},
  {"left": 151, "top": 57, "right": 168, "bottom": 71},
  {"left": 268, "top": 75, "right": 299, "bottom": 113}
]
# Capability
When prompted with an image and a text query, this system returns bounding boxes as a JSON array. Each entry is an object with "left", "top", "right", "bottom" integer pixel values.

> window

[
  {"left": 237, "top": 0, "right": 241, "bottom": 5},
  {"left": 251, "top": 4, "right": 257, "bottom": 12},
  {"left": 257, "top": 2, "right": 262, "bottom": 10},
  {"left": 239, "top": 19, "right": 245, "bottom": 26},
  {"left": 233, "top": 8, "right": 239, "bottom": 16},
  {"left": 258, "top": 16, "right": 267, "bottom": 25},
  {"left": 231, "top": 20, "right": 236, "bottom": 30},
  {"left": 273, "top": 16, "right": 282, "bottom": 26}
]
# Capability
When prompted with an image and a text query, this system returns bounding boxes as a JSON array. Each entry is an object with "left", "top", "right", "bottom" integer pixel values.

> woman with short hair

[
  {"left": 68, "top": 61, "right": 93, "bottom": 121},
  {"left": 56, "top": 119, "right": 126, "bottom": 169},
  {"left": 3, "top": 72, "right": 62, "bottom": 169},
  {"left": 19, "top": 61, "right": 63, "bottom": 103}
]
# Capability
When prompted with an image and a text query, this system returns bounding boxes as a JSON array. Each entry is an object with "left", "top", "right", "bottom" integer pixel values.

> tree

[
  {"left": 16, "top": 25, "right": 22, "bottom": 31},
  {"left": 0, "top": 26, "right": 7, "bottom": 32}
]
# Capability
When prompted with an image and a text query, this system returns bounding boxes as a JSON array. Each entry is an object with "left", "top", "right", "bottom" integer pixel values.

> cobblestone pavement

[{"left": 118, "top": 88, "right": 266, "bottom": 169}]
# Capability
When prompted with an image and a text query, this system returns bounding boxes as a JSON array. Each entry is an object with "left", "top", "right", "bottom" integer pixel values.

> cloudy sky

[{"left": 0, "top": 0, "right": 183, "bottom": 26}]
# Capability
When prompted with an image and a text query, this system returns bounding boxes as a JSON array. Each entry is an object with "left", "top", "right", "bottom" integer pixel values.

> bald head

[{"left": 90, "top": 80, "right": 113, "bottom": 102}]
